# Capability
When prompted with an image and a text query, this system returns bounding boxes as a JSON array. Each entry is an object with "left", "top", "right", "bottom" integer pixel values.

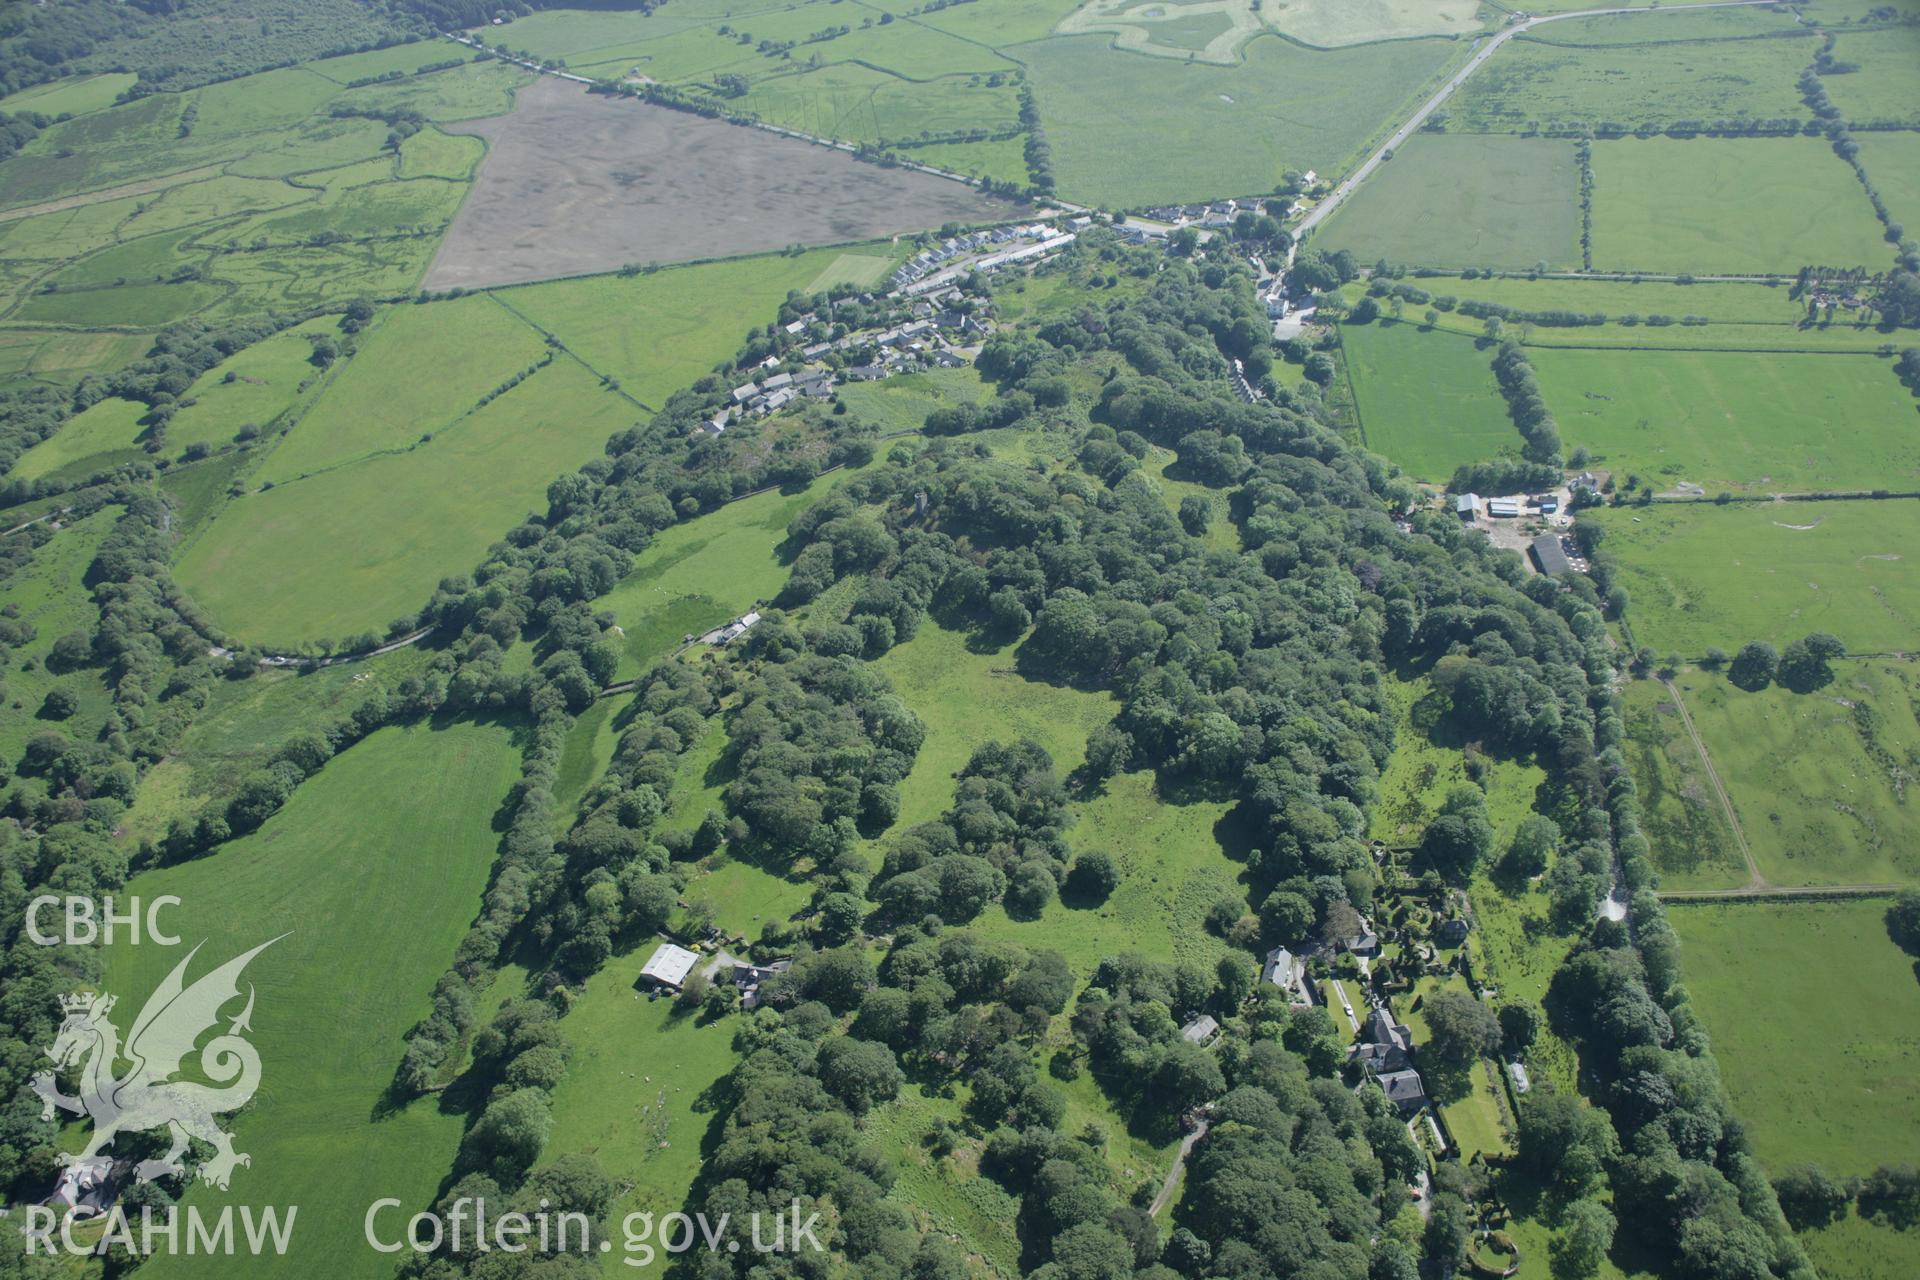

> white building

[{"left": 639, "top": 943, "right": 700, "bottom": 991}]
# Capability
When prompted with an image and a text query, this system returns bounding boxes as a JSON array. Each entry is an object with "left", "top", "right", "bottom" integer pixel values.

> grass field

[
  {"left": 165, "top": 317, "right": 339, "bottom": 457},
  {"left": 1795, "top": 1206, "right": 1920, "bottom": 1280},
  {"left": 1592, "top": 499, "right": 1920, "bottom": 656},
  {"left": 176, "top": 359, "right": 637, "bottom": 646},
  {"left": 835, "top": 367, "right": 994, "bottom": 433},
  {"left": 872, "top": 619, "right": 1239, "bottom": 975},
  {"left": 1441, "top": 1060, "right": 1513, "bottom": 1160},
  {"left": 1449, "top": 29, "right": 1814, "bottom": 132},
  {"left": 1369, "top": 675, "right": 1547, "bottom": 848},
  {"left": 100, "top": 719, "right": 521, "bottom": 1280},
  {"left": 0, "top": 56, "right": 531, "bottom": 326},
  {"left": 0, "top": 328, "right": 149, "bottom": 390},
  {"left": 1015, "top": 33, "right": 1457, "bottom": 207},
  {"left": 1340, "top": 320, "right": 1523, "bottom": 481},
  {"left": 255, "top": 299, "right": 549, "bottom": 485},
  {"left": 0, "top": 72, "right": 139, "bottom": 117},
  {"left": 1265, "top": 0, "right": 1485, "bottom": 47},
  {"left": 1668, "top": 899, "right": 1920, "bottom": 1176},
  {"left": 1852, "top": 130, "right": 1920, "bottom": 236},
  {"left": 1316, "top": 133, "right": 1581, "bottom": 271},
  {"left": 0, "top": 508, "right": 119, "bottom": 765},
  {"left": 1619, "top": 676, "right": 1748, "bottom": 890},
  {"left": 8, "top": 396, "right": 148, "bottom": 482},
  {"left": 1664, "top": 663, "right": 1920, "bottom": 887},
  {"left": 1588, "top": 137, "right": 1892, "bottom": 275},
  {"left": 594, "top": 466, "right": 870, "bottom": 680},
  {"left": 1531, "top": 349, "right": 1920, "bottom": 495},
  {"left": 1398, "top": 276, "right": 1807, "bottom": 325},
  {"left": 502, "top": 247, "right": 899, "bottom": 407},
  {"left": 125, "top": 643, "right": 438, "bottom": 838},
  {"left": 1823, "top": 26, "right": 1920, "bottom": 124},
  {"left": 540, "top": 949, "right": 740, "bottom": 1278}
]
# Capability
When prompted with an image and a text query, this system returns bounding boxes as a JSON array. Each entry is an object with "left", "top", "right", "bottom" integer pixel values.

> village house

[
  {"left": 1262, "top": 946, "right": 1317, "bottom": 1007},
  {"left": 1376, "top": 1069, "right": 1429, "bottom": 1117},
  {"left": 733, "top": 958, "right": 792, "bottom": 1010},
  {"left": 1180, "top": 1014, "right": 1221, "bottom": 1046}
]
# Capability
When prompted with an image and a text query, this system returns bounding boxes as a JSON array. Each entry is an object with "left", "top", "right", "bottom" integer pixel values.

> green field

[
  {"left": 1266, "top": 0, "right": 1486, "bottom": 47},
  {"left": 835, "top": 367, "right": 994, "bottom": 433},
  {"left": 165, "top": 316, "right": 341, "bottom": 457},
  {"left": 0, "top": 508, "right": 120, "bottom": 764},
  {"left": 255, "top": 298, "right": 549, "bottom": 485},
  {"left": 1340, "top": 320, "right": 1523, "bottom": 481},
  {"left": 176, "top": 359, "right": 636, "bottom": 646},
  {"left": 1449, "top": 28, "right": 1814, "bottom": 132},
  {"left": 871, "top": 619, "right": 1237, "bottom": 975},
  {"left": 1619, "top": 677, "right": 1748, "bottom": 891},
  {"left": 122, "top": 643, "right": 437, "bottom": 840},
  {"left": 0, "top": 71, "right": 140, "bottom": 117},
  {"left": 0, "top": 328, "right": 150, "bottom": 390},
  {"left": 595, "top": 467, "right": 869, "bottom": 680},
  {"left": 1397, "top": 276, "right": 1807, "bottom": 325},
  {"left": 1531, "top": 349, "right": 1920, "bottom": 494},
  {"left": 1664, "top": 664, "right": 1920, "bottom": 887},
  {"left": 8, "top": 396, "right": 148, "bottom": 482},
  {"left": 1588, "top": 137, "right": 1893, "bottom": 275},
  {"left": 502, "top": 247, "right": 900, "bottom": 408},
  {"left": 1823, "top": 26, "right": 1920, "bottom": 124},
  {"left": 1796, "top": 1206, "right": 1920, "bottom": 1280},
  {"left": 100, "top": 720, "right": 521, "bottom": 1280},
  {"left": 540, "top": 950, "right": 740, "bottom": 1279},
  {"left": 1317, "top": 133, "right": 1581, "bottom": 271},
  {"left": 873, "top": 618, "right": 1116, "bottom": 829},
  {"left": 1668, "top": 899, "right": 1920, "bottom": 1175},
  {"left": 0, "top": 56, "right": 531, "bottom": 325},
  {"left": 1016, "top": 33, "right": 1457, "bottom": 207},
  {"left": 1853, "top": 130, "right": 1920, "bottom": 236},
  {"left": 1593, "top": 499, "right": 1920, "bottom": 656}
]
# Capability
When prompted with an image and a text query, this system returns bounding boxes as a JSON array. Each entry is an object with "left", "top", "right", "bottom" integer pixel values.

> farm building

[
  {"left": 1455, "top": 493, "right": 1478, "bottom": 518},
  {"left": 1531, "top": 534, "right": 1573, "bottom": 576},
  {"left": 701, "top": 612, "right": 762, "bottom": 646},
  {"left": 639, "top": 943, "right": 700, "bottom": 992},
  {"left": 1487, "top": 497, "right": 1521, "bottom": 519}
]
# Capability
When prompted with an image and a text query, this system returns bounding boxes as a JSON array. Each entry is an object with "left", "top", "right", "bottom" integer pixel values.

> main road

[{"left": 1291, "top": 0, "right": 1782, "bottom": 249}]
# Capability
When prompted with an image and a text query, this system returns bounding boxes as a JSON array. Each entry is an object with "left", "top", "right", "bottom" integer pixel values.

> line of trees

[{"left": 1489, "top": 339, "right": 1564, "bottom": 464}]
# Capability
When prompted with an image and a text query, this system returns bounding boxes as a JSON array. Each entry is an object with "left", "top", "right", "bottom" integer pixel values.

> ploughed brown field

[{"left": 424, "top": 78, "right": 1015, "bottom": 289}]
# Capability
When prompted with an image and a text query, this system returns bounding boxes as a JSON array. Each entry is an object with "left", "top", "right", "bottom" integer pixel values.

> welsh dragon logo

[{"left": 31, "top": 938, "right": 281, "bottom": 1191}]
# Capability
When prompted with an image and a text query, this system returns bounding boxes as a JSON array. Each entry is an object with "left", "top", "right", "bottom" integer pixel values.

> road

[
  {"left": 208, "top": 626, "right": 436, "bottom": 670},
  {"left": 1291, "top": 0, "right": 1779, "bottom": 252},
  {"left": 1147, "top": 1119, "right": 1210, "bottom": 1219}
]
